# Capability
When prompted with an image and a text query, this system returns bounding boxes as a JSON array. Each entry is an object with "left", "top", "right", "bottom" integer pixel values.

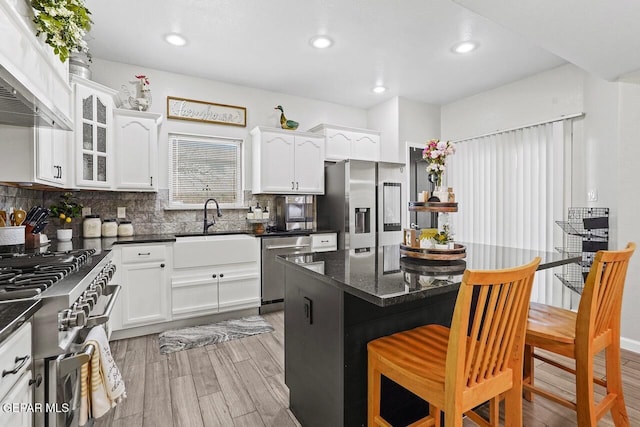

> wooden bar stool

[
  {"left": 524, "top": 242, "right": 636, "bottom": 426},
  {"left": 368, "top": 257, "right": 541, "bottom": 427}
]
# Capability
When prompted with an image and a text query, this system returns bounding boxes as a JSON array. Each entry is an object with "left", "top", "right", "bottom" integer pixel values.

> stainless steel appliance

[
  {"left": 260, "top": 235, "right": 312, "bottom": 312},
  {"left": 0, "top": 248, "right": 120, "bottom": 427},
  {"left": 275, "top": 195, "right": 314, "bottom": 231},
  {"left": 317, "top": 160, "right": 404, "bottom": 249}
]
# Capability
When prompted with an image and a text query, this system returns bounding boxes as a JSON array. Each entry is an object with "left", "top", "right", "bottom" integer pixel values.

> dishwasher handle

[{"left": 265, "top": 244, "right": 311, "bottom": 250}]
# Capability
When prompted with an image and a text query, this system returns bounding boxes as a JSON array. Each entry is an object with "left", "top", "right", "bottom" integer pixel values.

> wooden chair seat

[
  {"left": 527, "top": 302, "right": 577, "bottom": 350},
  {"left": 368, "top": 324, "right": 450, "bottom": 388},
  {"left": 368, "top": 257, "right": 541, "bottom": 427},
  {"left": 523, "top": 243, "right": 636, "bottom": 427}
]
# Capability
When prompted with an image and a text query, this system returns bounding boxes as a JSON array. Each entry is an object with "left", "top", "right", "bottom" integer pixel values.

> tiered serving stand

[{"left": 400, "top": 201, "right": 466, "bottom": 261}]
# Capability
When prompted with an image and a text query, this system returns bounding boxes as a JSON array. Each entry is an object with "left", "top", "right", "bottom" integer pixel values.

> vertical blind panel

[
  {"left": 447, "top": 121, "right": 566, "bottom": 304},
  {"left": 169, "top": 135, "right": 242, "bottom": 205}
]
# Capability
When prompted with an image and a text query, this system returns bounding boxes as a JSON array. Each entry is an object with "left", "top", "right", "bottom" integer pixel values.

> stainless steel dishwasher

[{"left": 261, "top": 234, "right": 312, "bottom": 313}]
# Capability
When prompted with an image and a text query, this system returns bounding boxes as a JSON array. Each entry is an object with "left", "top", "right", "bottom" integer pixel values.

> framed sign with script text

[{"left": 167, "top": 96, "right": 247, "bottom": 127}]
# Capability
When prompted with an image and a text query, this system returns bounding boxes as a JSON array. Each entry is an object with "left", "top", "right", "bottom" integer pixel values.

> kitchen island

[{"left": 278, "top": 243, "right": 580, "bottom": 427}]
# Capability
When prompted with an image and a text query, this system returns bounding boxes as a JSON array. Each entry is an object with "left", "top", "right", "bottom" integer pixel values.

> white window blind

[
  {"left": 447, "top": 121, "right": 568, "bottom": 304},
  {"left": 169, "top": 133, "right": 243, "bottom": 208}
]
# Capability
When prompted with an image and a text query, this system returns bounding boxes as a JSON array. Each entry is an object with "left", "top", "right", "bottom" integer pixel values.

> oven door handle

[
  {"left": 58, "top": 343, "right": 95, "bottom": 378},
  {"left": 265, "top": 244, "right": 311, "bottom": 250},
  {"left": 85, "top": 284, "right": 121, "bottom": 328}
]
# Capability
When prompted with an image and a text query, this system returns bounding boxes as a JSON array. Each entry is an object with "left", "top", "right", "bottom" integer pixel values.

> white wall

[
  {"left": 617, "top": 82, "right": 640, "bottom": 351},
  {"left": 442, "top": 64, "right": 584, "bottom": 141},
  {"left": 367, "top": 96, "right": 440, "bottom": 163},
  {"left": 398, "top": 97, "right": 441, "bottom": 147},
  {"left": 90, "top": 58, "right": 368, "bottom": 189},
  {"left": 441, "top": 63, "right": 640, "bottom": 348},
  {"left": 367, "top": 97, "right": 399, "bottom": 162}
]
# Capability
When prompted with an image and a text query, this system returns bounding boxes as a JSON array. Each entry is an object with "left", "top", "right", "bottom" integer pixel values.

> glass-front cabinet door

[{"left": 73, "top": 78, "right": 116, "bottom": 188}]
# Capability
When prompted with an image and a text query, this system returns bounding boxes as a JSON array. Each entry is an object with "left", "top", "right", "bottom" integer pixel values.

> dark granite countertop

[
  {"left": 276, "top": 242, "right": 580, "bottom": 307},
  {"left": 0, "top": 299, "right": 42, "bottom": 344},
  {"left": 5, "top": 230, "right": 339, "bottom": 253}
]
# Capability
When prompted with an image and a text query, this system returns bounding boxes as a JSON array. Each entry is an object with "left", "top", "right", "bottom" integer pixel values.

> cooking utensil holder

[{"left": 0, "top": 226, "right": 26, "bottom": 246}]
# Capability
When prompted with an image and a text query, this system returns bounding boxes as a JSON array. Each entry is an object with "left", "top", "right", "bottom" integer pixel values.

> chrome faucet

[{"left": 203, "top": 198, "right": 222, "bottom": 234}]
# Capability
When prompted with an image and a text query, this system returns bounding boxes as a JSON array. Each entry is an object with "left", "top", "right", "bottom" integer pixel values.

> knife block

[{"left": 25, "top": 232, "right": 41, "bottom": 248}]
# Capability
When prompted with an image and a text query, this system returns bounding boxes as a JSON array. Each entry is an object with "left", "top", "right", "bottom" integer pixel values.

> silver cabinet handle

[
  {"left": 291, "top": 181, "right": 295, "bottom": 190},
  {"left": 2, "top": 355, "right": 30, "bottom": 377},
  {"left": 138, "top": 252, "right": 151, "bottom": 256},
  {"left": 85, "top": 284, "right": 121, "bottom": 328},
  {"left": 265, "top": 244, "right": 311, "bottom": 250}
]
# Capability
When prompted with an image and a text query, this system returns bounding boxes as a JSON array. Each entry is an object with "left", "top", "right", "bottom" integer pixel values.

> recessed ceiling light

[
  {"left": 165, "top": 33, "right": 187, "bottom": 47},
  {"left": 372, "top": 85, "right": 386, "bottom": 94},
  {"left": 309, "top": 35, "right": 333, "bottom": 49},
  {"left": 452, "top": 41, "right": 478, "bottom": 54}
]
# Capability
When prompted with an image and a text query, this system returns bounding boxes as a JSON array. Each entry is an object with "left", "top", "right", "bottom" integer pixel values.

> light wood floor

[{"left": 95, "top": 311, "right": 640, "bottom": 426}]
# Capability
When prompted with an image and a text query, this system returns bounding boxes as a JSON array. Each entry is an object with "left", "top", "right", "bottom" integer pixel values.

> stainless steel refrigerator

[{"left": 317, "top": 160, "right": 405, "bottom": 250}]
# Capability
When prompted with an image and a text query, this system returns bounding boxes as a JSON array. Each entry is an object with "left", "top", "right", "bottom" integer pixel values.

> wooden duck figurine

[{"left": 275, "top": 105, "right": 299, "bottom": 130}]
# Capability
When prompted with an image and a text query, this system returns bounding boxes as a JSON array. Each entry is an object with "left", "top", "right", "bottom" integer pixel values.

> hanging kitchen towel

[
  {"left": 79, "top": 362, "right": 90, "bottom": 426},
  {"left": 84, "top": 325, "right": 127, "bottom": 420}
]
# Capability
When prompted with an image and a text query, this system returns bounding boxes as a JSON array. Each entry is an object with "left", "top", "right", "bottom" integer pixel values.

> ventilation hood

[{"left": 0, "top": 65, "right": 72, "bottom": 130}]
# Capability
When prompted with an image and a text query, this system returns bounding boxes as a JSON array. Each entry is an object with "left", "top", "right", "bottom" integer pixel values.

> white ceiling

[{"left": 83, "top": 0, "right": 634, "bottom": 109}]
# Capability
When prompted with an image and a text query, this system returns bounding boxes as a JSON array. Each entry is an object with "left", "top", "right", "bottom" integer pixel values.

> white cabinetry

[
  {"left": 113, "top": 109, "right": 162, "bottom": 191},
  {"left": 116, "top": 244, "right": 171, "bottom": 329},
  {"left": 172, "top": 235, "right": 260, "bottom": 319},
  {"left": 0, "top": 322, "right": 33, "bottom": 427},
  {"left": 308, "top": 124, "right": 380, "bottom": 162},
  {"left": 71, "top": 76, "right": 117, "bottom": 189},
  {"left": 0, "top": 125, "right": 69, "bottom": 188},
  {"left": 36, "top": 127, "right": 68, "bottom": 185},
  {"left": 251, "top": 126, "right": 324, "bottom": 194}
]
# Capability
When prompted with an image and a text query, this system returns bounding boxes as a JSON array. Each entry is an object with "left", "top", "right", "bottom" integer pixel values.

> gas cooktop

[{"left": 0, "top": 249, "right": 96, "bottom": 301}]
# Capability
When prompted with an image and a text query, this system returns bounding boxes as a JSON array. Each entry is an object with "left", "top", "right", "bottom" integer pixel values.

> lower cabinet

[
  {"left": 112, "top": 236, "right": 260, "bottom": 333},
  {"left": 0, "top": 322, "right": 33, "bottom": 427},
  {"left": 113, "top": 243, "right": 171, "bottom": 329},
  {"left": 172, "top": 235, "right": 260, "bottom": 320}
]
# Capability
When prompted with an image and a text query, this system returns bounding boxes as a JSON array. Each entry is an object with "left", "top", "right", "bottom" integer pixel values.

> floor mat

[{"left": 158, "top": 315, "right": 274, "bottom": 354}]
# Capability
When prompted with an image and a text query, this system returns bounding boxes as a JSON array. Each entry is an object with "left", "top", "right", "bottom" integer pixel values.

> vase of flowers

[
  {"left": 422, "top": 139, "right": 456, "bottom": 188},
  {"left": 31, "top": 0, "right": 93, "bottom": 63},
  {"left": 50, "top": 192, "right": 83, "bottom": 241}
]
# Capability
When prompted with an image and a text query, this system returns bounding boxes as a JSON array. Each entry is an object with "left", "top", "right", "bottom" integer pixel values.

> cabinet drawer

[
  {"left": 0, "top": 322, "right": 31, "bottom": 400},
  {"left": 121, "top": 245, "right": 167, "bottom": 264},
  {"left": 312, "top": 233, "right": 337, "bottom": 252}
]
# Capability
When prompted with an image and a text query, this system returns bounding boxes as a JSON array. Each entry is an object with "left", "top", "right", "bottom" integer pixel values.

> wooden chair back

[
  {"left": 446, "top": 257, "right": 541, "bottom": 395},
  {"left": 577, "top": 242, "right": 636, "bottom": 345}
]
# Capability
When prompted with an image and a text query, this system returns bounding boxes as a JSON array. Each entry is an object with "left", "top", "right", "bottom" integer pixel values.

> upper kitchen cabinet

[
  {"left": 113, "top": 109, "right": 162, "bottom": 191},
  {"left": 71, "top": 75, "right": 117, "bottom": 189},
  {"left": 308, "top": 124, "right": 380, "bottom": 162},
  {"left": 36, "top": 126, "right": 68, "bottom": 186},
  {"left": 0, "top": 125, "right": 69, "bottom": 188},
  {"left": 251, "top": 126, "right": 325, "bottom": 194}
]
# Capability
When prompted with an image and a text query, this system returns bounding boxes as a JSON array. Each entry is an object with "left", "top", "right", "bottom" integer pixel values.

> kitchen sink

[{"left": 174, "top": 234, "right": 258, "bottom": 268}]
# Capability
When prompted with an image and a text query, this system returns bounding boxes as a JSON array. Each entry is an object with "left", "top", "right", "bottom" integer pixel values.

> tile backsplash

[
  {"left": 0, "top": 184, "right": 277, "bottom": 237},
  {"left": 0, "top": 185, "right": 44, "bottom": 218}
]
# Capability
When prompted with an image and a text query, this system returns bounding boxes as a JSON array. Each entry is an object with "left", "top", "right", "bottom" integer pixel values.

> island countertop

[{"left": 277, "top": 242, "right": 580, "bottom": 307}]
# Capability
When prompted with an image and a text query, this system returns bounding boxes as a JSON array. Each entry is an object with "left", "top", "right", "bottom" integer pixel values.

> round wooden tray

[
  {"left": 408, "top": 201, "right": 458, "bottom": 212},
  {"left": 400, "top": 257, "right": 467, "bottom": 275},
  {"left": 400, "top": 243, "right": 467, "bottom": 260}
]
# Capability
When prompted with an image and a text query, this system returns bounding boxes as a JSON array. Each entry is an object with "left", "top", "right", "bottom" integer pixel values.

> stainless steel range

[{"left": 0, "top": 248, "right": 120, "bottom": 427}]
